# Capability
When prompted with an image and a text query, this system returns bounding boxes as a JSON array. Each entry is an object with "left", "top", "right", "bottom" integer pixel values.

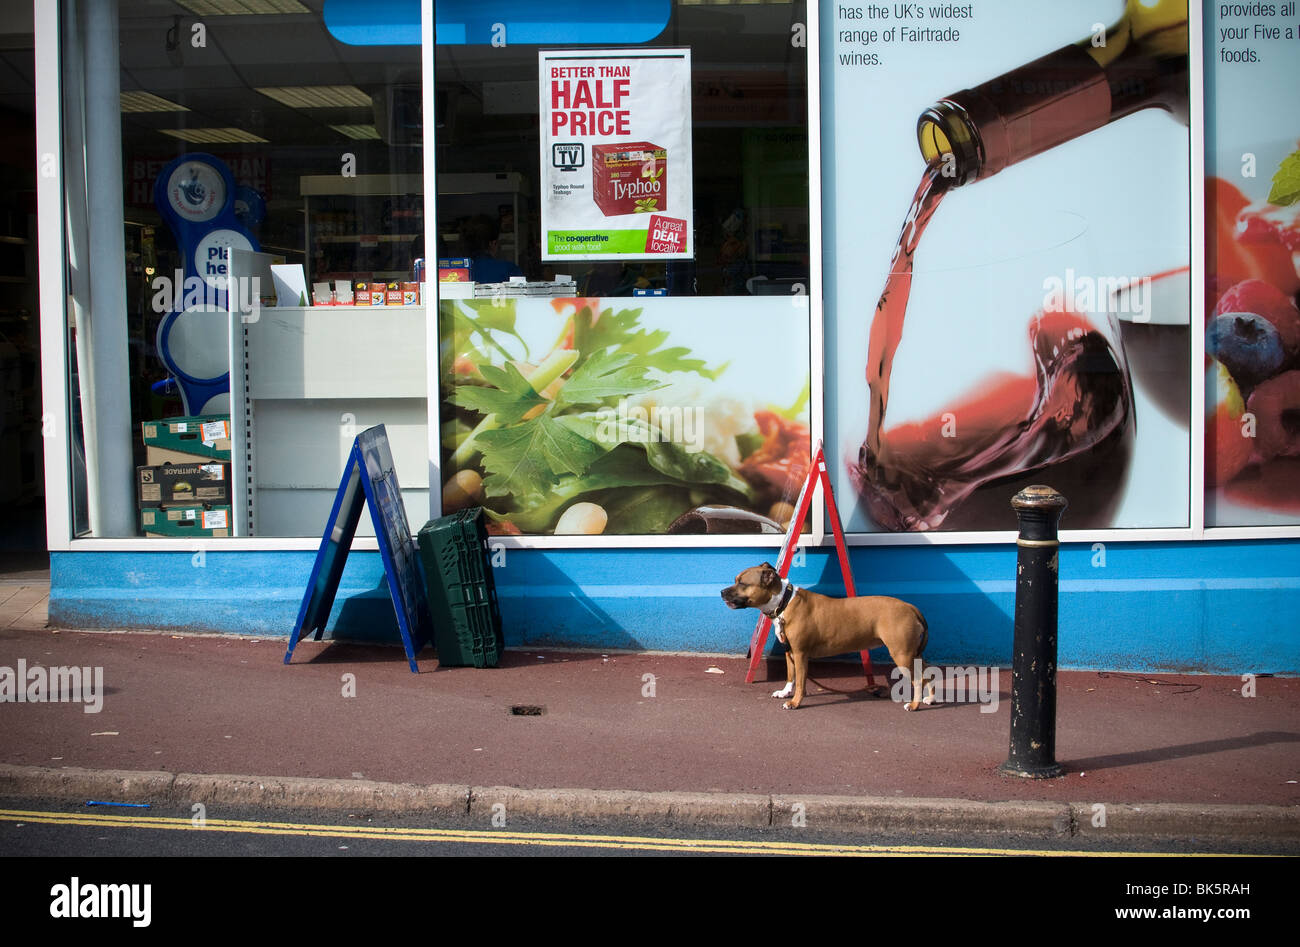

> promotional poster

[
  {"left": 539, "top": 47, "right": 694, "bottom": 261},
  {"left": 822, "top": 0, "right": 1193, "bottom": 533},
  {"left": 1203, "top": 0, "right": 1300, "bottom": 528},
  {"left": 438, "top": 296, "right": 810, "bottom": 536}
]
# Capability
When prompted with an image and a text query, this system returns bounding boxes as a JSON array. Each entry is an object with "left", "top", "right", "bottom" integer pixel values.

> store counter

[{"left": 231, "top": 305, "right": 430, "bottom": 537}]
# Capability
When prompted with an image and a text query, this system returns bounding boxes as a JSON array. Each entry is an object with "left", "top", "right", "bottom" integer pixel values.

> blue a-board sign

[{"left": 284, "top": 425, "right": 432, "bottom": 672}]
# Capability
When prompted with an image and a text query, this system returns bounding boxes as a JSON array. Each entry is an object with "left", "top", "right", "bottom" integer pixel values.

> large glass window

[
  {"left": 434, "top": 1, "right": 817, "bottom": 537},
  {"left": 61, "top": 0, "right": 424, "bottom": 539}
]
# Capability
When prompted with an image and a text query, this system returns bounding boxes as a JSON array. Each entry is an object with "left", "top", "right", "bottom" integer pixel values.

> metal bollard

[{"left": 999, "top": 485, "right": 1067, "bottom": 779}]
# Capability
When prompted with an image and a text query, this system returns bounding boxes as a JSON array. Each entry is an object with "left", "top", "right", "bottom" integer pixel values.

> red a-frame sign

[{"left": 744, "top": 441, "right": 876, "bottom": 686}]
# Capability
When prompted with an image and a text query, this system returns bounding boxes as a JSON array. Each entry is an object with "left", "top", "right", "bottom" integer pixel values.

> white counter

[{"left": 232, "top": 305, "right": 430, "bottom": 537}]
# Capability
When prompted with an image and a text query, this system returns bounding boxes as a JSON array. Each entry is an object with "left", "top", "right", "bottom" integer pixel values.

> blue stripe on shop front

[
  {"left": 48, "top": 540, "right": 1300, "bottom": 674},
  {"left": 323, "top": 0, "right": 671, "bottom": 46}
]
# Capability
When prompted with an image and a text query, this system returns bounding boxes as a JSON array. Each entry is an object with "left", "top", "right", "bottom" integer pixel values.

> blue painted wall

[{"left": 49, "top": 540, "right": 1299, "bottom": 674}]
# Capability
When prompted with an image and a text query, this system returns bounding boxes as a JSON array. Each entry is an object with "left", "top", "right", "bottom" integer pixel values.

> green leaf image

[
  {"left": 450, "top": 362, "right": 546, "bottom": 426},
  {"left": 1268, "top": 149, "right": 1300, "bottom": 206}
]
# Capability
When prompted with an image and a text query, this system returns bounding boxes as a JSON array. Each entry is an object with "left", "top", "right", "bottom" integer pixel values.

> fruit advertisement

[
  {"left": 538, "top": 48, "right": 694, "bottom": 262},
  {"left": 437, "top": 296, "right": 811, "bottom": 536},
  {"left": 822, "top": 0, "right": 1193, "bottom": 532},
  {"left": 1204, "top": 2, "right": 1300, "bottom": 527}
]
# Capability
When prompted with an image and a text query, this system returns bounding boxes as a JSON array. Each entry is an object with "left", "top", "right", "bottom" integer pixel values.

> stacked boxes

[
  {"left": 138, "top": 415, "right": 233, "bottom": 538},
  {"left": 141, "top": 415, "right": 231, "bottom": 466},
  {"left": 140, "top": 506, "right": 231, "bottom": 538},
  {"left": 351, "top": 280, "right": 421, "bottom": 306},
  {"left": 137, "top": 462, "right": 231, "bottom": 508}
]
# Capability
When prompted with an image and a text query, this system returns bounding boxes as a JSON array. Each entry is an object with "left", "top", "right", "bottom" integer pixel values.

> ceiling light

[
  {"left": 159, "top": 127, "right": 269, "bottom": 144},
  {"left": 121, "top": 91, "right": 190, "bottom": 113},
  {"left": 329, "top": 124, "right": 382, "bottom": 140},
  {"left": 175, "top": 0, "right": 309, "bottom": 15},
  {"left": 255, "top": 85, "right": 372, "bottom": 109}
]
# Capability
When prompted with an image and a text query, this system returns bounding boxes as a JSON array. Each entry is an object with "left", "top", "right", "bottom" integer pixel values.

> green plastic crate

[{"left": 417, "top": 508, "right": 504, "bottom": 667}]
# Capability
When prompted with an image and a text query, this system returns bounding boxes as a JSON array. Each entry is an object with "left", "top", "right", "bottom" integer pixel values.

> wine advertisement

[
  {"left": 1204, "top": 0, "right": 1300, "bottom": 527},
  {"left": 822, "top": 0, "right": 1192, "bottom": 533},
  {"left": 538, "top": 48, "right": 694, "bottom": 262},
  {"left": 437, "top": 296, "right": 811, "bottom": 536}
]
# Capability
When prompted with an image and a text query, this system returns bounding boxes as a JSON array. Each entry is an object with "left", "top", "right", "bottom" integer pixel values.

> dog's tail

[{"left": 915, "top": 606, "right": 929, "bottom": 657}]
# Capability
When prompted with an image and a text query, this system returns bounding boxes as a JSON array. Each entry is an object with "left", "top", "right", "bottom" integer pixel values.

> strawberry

[
  {"left": 1246, "top": 369, "right": 1300, "bottom": 463},
  {"left": 1238, "top": 199, "right": 1300, "bottom": 253},
  {"left": 1207, "top": 178, "right": 1300, "bottom": 297}
]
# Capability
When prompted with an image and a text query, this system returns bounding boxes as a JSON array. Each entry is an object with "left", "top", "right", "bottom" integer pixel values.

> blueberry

[{"left": 1205, "top": 312, "right": 1286, "bottom": 388}]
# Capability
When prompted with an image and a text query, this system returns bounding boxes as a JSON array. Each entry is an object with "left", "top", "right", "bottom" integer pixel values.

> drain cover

[{"left": 510, "top": 705, "right": 545, "bottom": 716}]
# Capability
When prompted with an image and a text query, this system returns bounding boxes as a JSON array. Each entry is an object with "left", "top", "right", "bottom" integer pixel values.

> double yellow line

[{"left": 0, "top": 808, "right": 1231, "bottom": 856}]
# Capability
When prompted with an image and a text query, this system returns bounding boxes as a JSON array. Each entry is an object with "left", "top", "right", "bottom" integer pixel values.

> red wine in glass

[{"left": 851, "top": 162, "right": 1134, "bottom": 531}]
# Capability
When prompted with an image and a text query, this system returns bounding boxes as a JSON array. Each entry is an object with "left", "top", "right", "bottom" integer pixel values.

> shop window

[
  {"left": 61, "top": 0, "right": 424, "bottom": 539},
  {"left": 433, "top": 1, "right": 816, "bottom": 537}
]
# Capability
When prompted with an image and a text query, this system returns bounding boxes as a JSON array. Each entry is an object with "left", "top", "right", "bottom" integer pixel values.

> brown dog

[{"left": 721, "top": 562, "right": 933, "bottom": 710}]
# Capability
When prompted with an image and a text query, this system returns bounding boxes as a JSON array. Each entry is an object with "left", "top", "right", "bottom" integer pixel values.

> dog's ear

[{"left": 760, "top": 563, "right": 779, "bottom": 587}]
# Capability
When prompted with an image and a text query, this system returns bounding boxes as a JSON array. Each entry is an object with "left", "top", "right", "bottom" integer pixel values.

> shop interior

[{"left": 0, "top": 1, "right": 38, "bottom": 558}]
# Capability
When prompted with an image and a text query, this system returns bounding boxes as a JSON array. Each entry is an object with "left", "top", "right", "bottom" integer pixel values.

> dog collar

[{"left": 761, "top": 580, "right": 797, "bottom": 619}]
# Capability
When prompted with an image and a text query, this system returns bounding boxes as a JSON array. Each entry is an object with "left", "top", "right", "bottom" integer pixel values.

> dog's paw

[
  {"left": 922, "top": 691, "right": 936, "bottom": 705},
  {"left": 782, "top": 700, "right": 796, "bottom": 710},
  {"left": 903, "top": 701, "right": 916, "bottom": 711},
  {"left": 771, "top": 682, "right": 794, "bottom": 699}
]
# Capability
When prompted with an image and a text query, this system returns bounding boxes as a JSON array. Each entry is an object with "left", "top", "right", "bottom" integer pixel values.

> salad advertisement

[
  {"left": 1204, "top": 2, "right": 1300, "bottom": 527},
  {"left": 821, "top": 0, "right": 1193, "bottom": 533},
  {"left": 539, "top": 48, "right": 694, "bottom": 262},
  {"left": 437, "top": 296, "right": 811, "bottom": 536}
]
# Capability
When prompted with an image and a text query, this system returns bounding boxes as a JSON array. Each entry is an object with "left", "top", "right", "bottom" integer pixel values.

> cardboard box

[
  {"left": 438, "top": 258, "right": 472, "bottom": 286},
  {"left": 140, "top": 505, "right": 231, "bottom": 538},
  {"left": 142, "top": 415, "right": 231, "bottom": 465},
  {"left": 592, "top": 142, "right": 666, "bottom": 218},
  {"left": 137, "top": 462, "right": 231, "bottom": 508}
]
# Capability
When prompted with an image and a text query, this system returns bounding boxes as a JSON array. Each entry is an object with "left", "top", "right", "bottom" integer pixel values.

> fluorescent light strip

[
  {"left": 175, "top": 0, "right": 309, "bottom": 15},
  {"left": 159, "top": 127, "right": 269, "bottom": 144},
  {"left": 255, "top": 85, "right": 373, "bottom": 109},
  {"left": 329, "top": 124, "right": 382, "bottom": 140},
  {"left": 121, "top": 91, "right": 190, "bottom": 113}
]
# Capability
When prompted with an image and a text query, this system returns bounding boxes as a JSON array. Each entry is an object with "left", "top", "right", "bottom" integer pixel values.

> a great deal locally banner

[{"left": 539, "top": 48, "right": 694, "bottom": 261}]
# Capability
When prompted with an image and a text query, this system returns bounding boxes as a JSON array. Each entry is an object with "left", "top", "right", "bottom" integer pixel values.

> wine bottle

[{"left": 917, "top": 0, "right": 1188, "bottom": 186}]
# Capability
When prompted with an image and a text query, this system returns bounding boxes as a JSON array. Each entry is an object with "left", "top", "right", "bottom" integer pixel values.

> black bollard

[{"left": 999, "top": 485, "right": 1067, "bottom": 779}]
